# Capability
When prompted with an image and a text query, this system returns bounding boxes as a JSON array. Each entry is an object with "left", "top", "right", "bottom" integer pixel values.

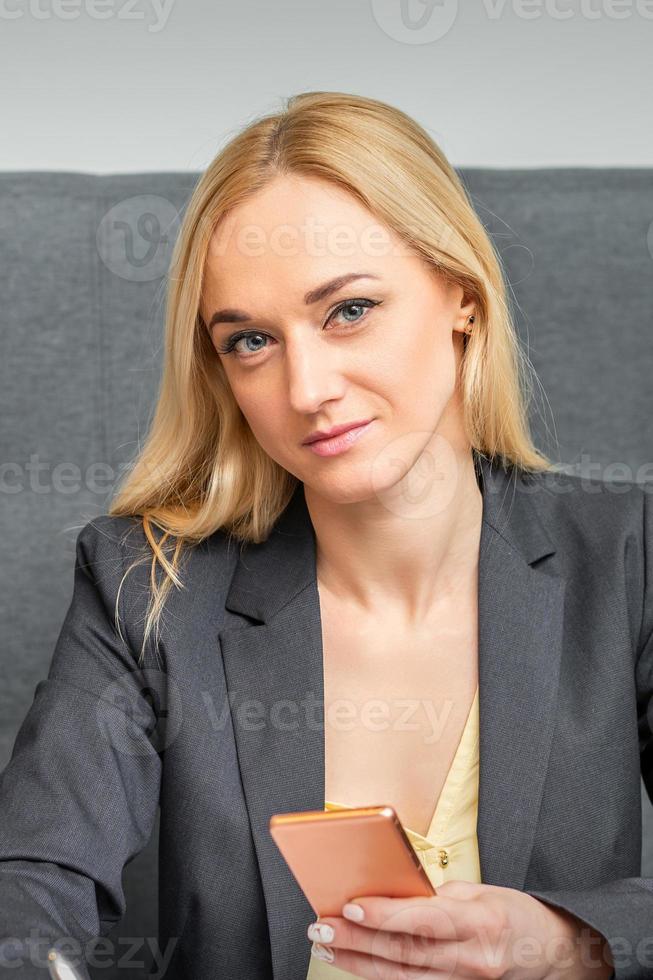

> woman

[{"left": 0, "top": 91, "right": 649, "bottom": 980}]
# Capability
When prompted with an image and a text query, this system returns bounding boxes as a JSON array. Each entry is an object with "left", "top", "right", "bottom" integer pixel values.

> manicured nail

[
  {"left": 342, "top": 903, "right": 364, "bottom": 922},
  {"left": 307, "top": 922, "right": 334, "bottom": 943},
  {"left": 311, "top": 943, "right": 335, "bottom": 962}
]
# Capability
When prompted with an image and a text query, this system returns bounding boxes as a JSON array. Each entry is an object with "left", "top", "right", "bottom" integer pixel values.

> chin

[{"left": 303, "top": 470, "right": 379, "bottom": 506}]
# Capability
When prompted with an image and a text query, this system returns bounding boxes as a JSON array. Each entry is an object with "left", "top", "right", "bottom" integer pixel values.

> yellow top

[{"left": 306, "top": 684, "right": 481, "bottom": 980}]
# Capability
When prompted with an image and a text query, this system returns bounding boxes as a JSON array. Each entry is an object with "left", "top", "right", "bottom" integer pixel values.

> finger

[
  {"left": 329, "top": 943, "right": 463, "bottom": 980},
  {"left": 311, "top": 916, "right": 465, "bottom": 975},
  {"left": 435, "top": 880, "right": 488, "bottom": 900},
  {"left": 341, "top": 894, "right": 483, "bottom": 943}
]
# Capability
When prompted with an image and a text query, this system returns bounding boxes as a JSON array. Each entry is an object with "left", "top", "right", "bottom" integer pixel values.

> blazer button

[{"left": 438, "top": 849, "right": 449, "bottom": 868}]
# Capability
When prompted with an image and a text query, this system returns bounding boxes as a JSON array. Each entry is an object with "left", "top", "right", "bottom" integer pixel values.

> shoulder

[
  {"left": 74, "top": 513, "right": 236, "bottom": 568},
  {"left": 69, "top": 515, "right": 150, "bottom": 596},
  {"left": 74, "top": 513, "right": 145, "bottom": 559},
  {"left": 518, "top": 466, "right": 651, "bottom": 651},
  {"left": 72, "top": 511, "right": 239, "bottom": 598},
  {"left": 517, "top": 464, "right": 648, "bottom": 549},
  {"left": 511, "top": 466, "right": 653, "bottom": 661},
  {"left": 70, "top": 514, "right": 239, "bottom": 664}
]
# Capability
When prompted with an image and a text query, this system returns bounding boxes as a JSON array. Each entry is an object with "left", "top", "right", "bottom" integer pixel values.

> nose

[{"left": 285, "top": 335, "right": 347, "bottom": 415}]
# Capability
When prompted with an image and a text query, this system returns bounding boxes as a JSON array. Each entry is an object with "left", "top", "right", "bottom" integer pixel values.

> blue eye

[
  {"left": 331, "top": 300, "right": 373, "bottom": 325},
  {"left": 215, "top": 298, "right": 381, "bottom": 359}
]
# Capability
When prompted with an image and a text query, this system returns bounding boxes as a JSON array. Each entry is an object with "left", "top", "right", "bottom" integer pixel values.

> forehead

[{"left": 203, "top": 174, "right": 417, "bottom": 299}]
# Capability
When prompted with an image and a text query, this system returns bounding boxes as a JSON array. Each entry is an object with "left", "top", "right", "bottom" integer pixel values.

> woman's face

[{"left": 200, "top": 173, "right": 475, "bottom": 504}]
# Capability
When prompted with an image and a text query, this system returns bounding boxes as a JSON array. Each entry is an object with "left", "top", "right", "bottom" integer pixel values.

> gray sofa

[{"left": 1, "top": 169, "right": 652, "bottom": 978}]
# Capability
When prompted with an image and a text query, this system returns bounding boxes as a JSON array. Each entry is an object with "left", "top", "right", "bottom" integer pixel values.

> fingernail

[
  {"left": 307, "top": 922, "right": 335, "bottom": 943},
  {"left": 311, "top": 943, "right": 335, "bottom": 963},
  {"left": 342, "top": 903, "right": 364, "bottom": 922}
]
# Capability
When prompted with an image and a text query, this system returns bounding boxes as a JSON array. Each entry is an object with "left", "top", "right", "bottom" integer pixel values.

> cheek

[
  {"left": 232, "top": 385, "right": 266, "bottom": 420},
  {"left": 229, "top": 379, "right": 289, "bottom": 448},
  {"left": 385, "top": 330, "right": 456, "bottom": 409}
]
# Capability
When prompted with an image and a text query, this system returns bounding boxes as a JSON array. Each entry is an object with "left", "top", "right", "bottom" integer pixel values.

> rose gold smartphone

[{"left": 269, "top": 804, "right": 436, "bottom": 918}]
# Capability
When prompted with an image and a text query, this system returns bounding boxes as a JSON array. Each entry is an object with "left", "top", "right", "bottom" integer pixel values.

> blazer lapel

[
  {"left": 474, "top": 461, "right": 566, "bottom": 890},
  {"left": 217, "top": 451, "right": 566, "bottom": 980},
  {"left": 217, "top": 486, "right": 325, "bottom": 980}
]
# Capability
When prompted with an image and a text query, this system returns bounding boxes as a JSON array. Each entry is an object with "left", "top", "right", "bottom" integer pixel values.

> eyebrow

[{"left": 206, "top": 272, "right": 381, "bottom": 330}]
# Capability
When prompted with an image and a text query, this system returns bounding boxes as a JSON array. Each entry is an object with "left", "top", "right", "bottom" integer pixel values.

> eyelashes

[{"left": 215, "top": 297, "right": 382, "bottom": 358}]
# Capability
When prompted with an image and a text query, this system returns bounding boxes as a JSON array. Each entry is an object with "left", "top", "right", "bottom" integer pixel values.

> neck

[{"left": 305, "top": 444, "right": 484, "bottom": 623}]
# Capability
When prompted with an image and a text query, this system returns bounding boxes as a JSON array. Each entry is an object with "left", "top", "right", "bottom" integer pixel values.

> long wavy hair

[{"left": 108, "top": 90, "right": 555, "bottom": 666}]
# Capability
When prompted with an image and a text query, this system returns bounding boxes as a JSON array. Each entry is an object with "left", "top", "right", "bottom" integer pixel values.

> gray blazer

[{"left": 1, "top": 450, "right": 652, "bottom": 979}]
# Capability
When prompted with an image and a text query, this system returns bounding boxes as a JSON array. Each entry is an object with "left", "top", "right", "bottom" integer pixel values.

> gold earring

[{"left": 463, "top": 314, "right": 475, "bottom": 336}]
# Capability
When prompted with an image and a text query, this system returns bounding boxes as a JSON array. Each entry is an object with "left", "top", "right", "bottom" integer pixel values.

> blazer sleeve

[
  {"left": 523, "top": 484, "right": 653, "bottom": 980},
  {"left": 0, "top": 518, "right": 163, "bottom": 978}
]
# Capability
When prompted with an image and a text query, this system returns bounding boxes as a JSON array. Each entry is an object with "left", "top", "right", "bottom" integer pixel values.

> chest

[{"left": 318, "top": 588, "right": 479, "bottom": 838}]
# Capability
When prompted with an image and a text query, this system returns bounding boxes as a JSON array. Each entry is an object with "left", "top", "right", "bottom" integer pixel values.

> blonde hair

[{"left": 108, "top": 90, "right": 555, "bottom": 665}]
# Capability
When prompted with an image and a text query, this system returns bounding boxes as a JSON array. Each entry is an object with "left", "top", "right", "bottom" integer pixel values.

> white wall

[{"left": 1, "top": 0, "right": 651, "bottom": 172}]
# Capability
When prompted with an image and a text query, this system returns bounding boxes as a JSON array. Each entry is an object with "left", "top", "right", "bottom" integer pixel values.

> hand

[{"left": 306, "top": 880, "right": 615, "bottom": 979}]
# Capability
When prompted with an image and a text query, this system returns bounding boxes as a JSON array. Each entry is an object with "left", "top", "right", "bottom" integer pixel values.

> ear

[{"left": 452, "top": 292, "right": 477, "bottom": 335}]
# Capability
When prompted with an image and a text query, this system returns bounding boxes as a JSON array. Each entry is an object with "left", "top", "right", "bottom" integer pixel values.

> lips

[
  {"left": 303, "top": 419, "right": 375, "bottom": 457},
  {"left": 303, "top": 419, "right": 373, "bottom": 445}
]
